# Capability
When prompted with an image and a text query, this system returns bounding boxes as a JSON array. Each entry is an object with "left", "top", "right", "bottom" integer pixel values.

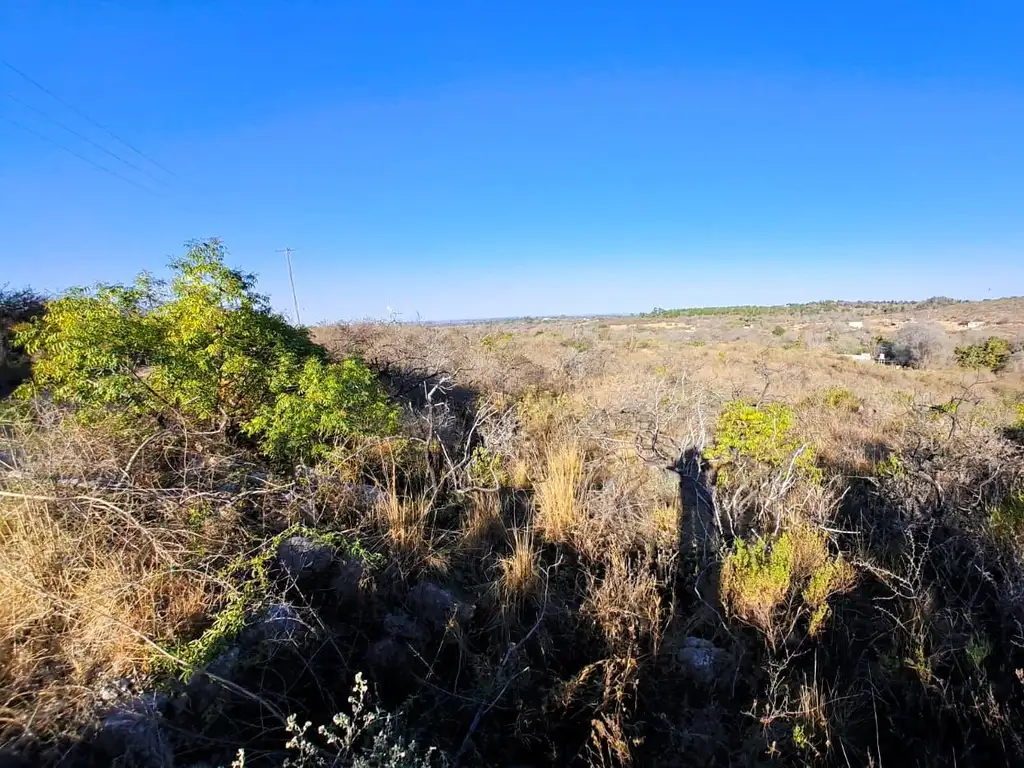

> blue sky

[{"left": 1, "top": 2, "right": 1023, "bottom": 321}]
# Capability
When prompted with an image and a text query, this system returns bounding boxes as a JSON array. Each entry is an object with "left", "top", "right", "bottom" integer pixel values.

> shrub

[
  {"left": 0, "top": 286, "right": 45, "bottom": 390},
  {"left": 822, "top": 386, "right": 861, "bottom": 412},
  {"left": 772, "top": 325, "right": 786, "bottom": 337},
  {"left": 16, "top": 240, "right": 396, "bottom": 464},
  {"left": 707, "top": 401, "right": 818, "bottom": 481},
  {"left": 954, "top": 337, "right": 1012, "bottom": 372},
  {"left": 889, "top": 323, "right": 953, "bottom": 368},
  {"left": 720, "top": 526, "right": 853, "bottom": 640},
  {"left": 238, "top": 673, "right": 442, "bottom": 767}
]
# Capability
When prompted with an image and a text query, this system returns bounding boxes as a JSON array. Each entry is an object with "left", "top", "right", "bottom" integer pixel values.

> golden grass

[
  {"left": 0, "top": 494, "right": 211, "bottom": 726},
  {"left": 535, "top": 441, "right": 587, "bottom": 544},
  {"left": 497, "top": 526, "right": 539, "bottom": 613},
  {"left": 462, "top": 490, "right": 503, "bottom": 550},
  {"left": 376, "top": 490, "right": 432, "bottom": 561}
]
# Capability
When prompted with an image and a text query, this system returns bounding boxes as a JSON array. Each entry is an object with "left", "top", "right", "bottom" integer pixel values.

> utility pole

[{"left": 276, "top": 247, "right": 301, "bottom": 325}]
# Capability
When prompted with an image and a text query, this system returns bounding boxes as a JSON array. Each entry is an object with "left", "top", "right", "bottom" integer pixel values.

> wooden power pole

[{"left": 276, "top": 247, "right": 301, "bottom": 325}]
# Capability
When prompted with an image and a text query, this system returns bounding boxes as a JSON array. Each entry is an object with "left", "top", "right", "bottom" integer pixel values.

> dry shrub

[
  {"left": 587, "top": 550, "right": 663, "bottom": 653},
  {"left": 535, "top": 441, "right": 587, "bottom": 544},
  {"left": 0, "top": 494, "right": 212, "bottom": 730},
  {"left": 461, "top": 490, "right": 503, "bottom": 551},
  {"left": 553, "top": 655, "right": 641, "bottom": 767},
  {"left": 0, "top": 408, "right": 244, "bottom": 734}
]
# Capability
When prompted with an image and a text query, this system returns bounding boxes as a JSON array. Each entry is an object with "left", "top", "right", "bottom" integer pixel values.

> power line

[
  {"left": 0, "top": 56, "right": 178, "bottom": 180},
  {"left": 0, "top": 110, "right": 165, "bottom": 197},
  {"left": 2, "top": 91, "right": 172, "bottom": 188}
]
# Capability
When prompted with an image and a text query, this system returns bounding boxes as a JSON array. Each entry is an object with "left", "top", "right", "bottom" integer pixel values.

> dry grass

[
  {"left": 3, "top": 299, "right": 1023, "bottom": 764},
  {"left": 496, "top": 526, "right": 539, "bottom": 614},
  {"left": 587, "top": 550, "right": 663, "bottom": 653},
  {"left": 376, "top": 490, "right": 433, "bottom": 563},
  {"left": 461, "top": 490, "right": 503, "bottom": 550},
  {"left": 535, "top": 440, "right": 587, "bottom": 544},
  {"left": 0, "top": 494, "right": 214, "bottom": 730}
]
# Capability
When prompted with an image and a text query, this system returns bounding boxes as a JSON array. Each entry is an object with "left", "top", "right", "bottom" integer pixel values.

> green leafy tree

[
  {"left": 17, "top": 239, "right": 396, "bottom": 463},
  {"left": 954, "top": 337, "right": 1012, "bottom": 372}
]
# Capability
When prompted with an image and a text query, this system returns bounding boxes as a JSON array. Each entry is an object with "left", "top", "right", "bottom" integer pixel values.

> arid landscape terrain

[{"left": 1, "top": 251, "right": 1023, "bottom": 766}]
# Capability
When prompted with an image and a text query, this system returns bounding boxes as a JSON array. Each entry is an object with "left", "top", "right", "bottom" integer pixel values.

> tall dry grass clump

[
  {"left": 535, "top": 441, "right": 587, "bottom": 544},
  {"left": 497, "top": 526, "right": 539, "bottom": 615},
  {"left": 0, "top": 408, "right": 241, "bottom": 733}
]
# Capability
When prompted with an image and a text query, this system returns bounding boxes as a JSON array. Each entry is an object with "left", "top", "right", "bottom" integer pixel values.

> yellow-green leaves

[{"left": 17, "top": 239, "right": 395, "bottom": 465}]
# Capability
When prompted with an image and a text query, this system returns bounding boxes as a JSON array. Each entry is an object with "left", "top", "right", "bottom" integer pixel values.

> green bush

[
  {"left": 822, "top": 386, "right": 861, "bottom": 412},
  {"left": 16, "top": 239, "right": 396, "bottom": 463},
  {"left": 707, "top": 401, "right": 819, "bottom": 481},
  {"left": 0, "top": 286, "right": 45, "bottom": 391},
  {"left": 772, "top": 325, "right": 786, "bottom": 337},
  {"left": 954, "top": 337, "right": 1012, "bottom": 372}
]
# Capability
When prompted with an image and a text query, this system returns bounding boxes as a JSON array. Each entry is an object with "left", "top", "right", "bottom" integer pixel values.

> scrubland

[{"left": 1, "top": 253, "right": 1023, "bottom": 766}]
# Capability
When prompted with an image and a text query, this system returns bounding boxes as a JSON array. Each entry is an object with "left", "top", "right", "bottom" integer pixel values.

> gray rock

[
  {"left": 365, "top": 637, "right": 409, "bottom": 672},
  {"left": 332, "top": 557, "right": 365, "bottom": 603},
  {"left": 96, "top": 676, "right": 135, "bottom": 706},
  {"left": 407, "top": 582, "right": 474, "bottom": 632},
  {"left": 350, "top": 482, "right": 387, "bottom": 507},
  {"left": 677, "top": 636, "right": 726, "bottom": 685},
  {"left": 276, "top": 535, "right": 334, "bottom": 581},
  {"left": 96, "top": 696, "right": 173, "bottom": 768},
  {"left": 243, "top": 602, "right": 308, "bottom": 646},
  {"left": 383, "top": 611, "right": 428, "bottom": 643}
]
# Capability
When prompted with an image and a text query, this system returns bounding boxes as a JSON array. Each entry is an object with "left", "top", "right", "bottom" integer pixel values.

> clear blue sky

[{"left": 2, "top": 2, "right": 1023, "bottom": 321}]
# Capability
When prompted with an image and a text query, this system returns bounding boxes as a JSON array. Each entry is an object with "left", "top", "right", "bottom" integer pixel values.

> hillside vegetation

[{"left": 2, "top": 242, "right": 1024, "bottom": 767}]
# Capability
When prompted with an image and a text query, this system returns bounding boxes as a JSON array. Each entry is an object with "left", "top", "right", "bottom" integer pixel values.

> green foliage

[
  {"left": 0, "top": 286, "right": 45, "bottom": 385},
  {"left": 480, "top": 331, "right": 513, "bottom": 351},
  {"left": 822, "top": 386, "right": 861, "bottom": 412},
  {"left": 466, "top": 446, "right": 507, "bottom": 488},
  {"left": 955, "top": 337, "right": 1012, "bottom": 372},
  {"left": 771, "top": 325, "right": 786, "bottom": 337},
  {"left": 989, "top": 492, "right": 1024, "bottom": 548},
  {"left": 707, "top": 401, "right": 819, "bottom": 482},
  {"left": 720, "top": 536, "right": 794, "bottom": 629},
  {"left": 965, "top": 636, "right": 991, "bottom": 671},
  {"left": 560, "top": 338, "right": 590, "bottom": 352},
  {"left": 874, "top": 454, "right": 905, "bottom": 479},
  {"left": 721, "top": 526, "right": 852, "bottom": 639},
  {"left": 792, "top": 724, "right": 810, "bottom": 751},
  {"left": 158, "top": 525, "right": 378, "bottom": 677},
  {"left": 244, "top": 357, "right": 399, "bottom": 463},
  {"left": 16, "top": 239, "right": 395, "bottom": 464}
]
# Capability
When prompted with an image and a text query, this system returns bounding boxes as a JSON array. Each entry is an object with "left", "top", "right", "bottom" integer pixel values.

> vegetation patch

[
  {"left": 15, "top": 240, "right": 396, "bottom": 464},
  {"left": 955, "top": 337, "right": 1012, "bottom": 372},
  {"left": 707, "top": 400, "right": 819, "bottom": 482}
]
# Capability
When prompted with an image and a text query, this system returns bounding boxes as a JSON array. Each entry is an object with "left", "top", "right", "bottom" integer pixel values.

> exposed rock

[
  {"left": 365, "top": 637, "right": 410, "bottom": 674},
  {"left": 677, "top": 636, "right": 726, "bottom": 685},
  {"left": 407, "top": 582, "right": 473, "bottom": 632},
  {"left": 383, "top": 611, "right": 429, "bottom": 643},
  {"left": 276, "top": 535, "right": 334, "bottom": 581},
  {"left": 242, "top": 602, "right": 309, "bottom": 646},
  {"left": 331, "top": 556, "right": 365, "bottom": 603},
  {"left": 346, "top": 482, "right": 387, "bottom": 508},
  {"left": 96, "top": 695, "right": 173, "bottom": 768}
]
